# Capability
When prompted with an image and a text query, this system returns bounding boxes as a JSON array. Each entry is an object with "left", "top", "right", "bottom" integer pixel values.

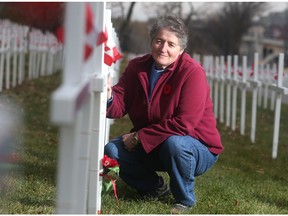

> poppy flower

[
  {"left": 163, "top": 84, "right": 172, "bottom": 95},
  {"left": 102, "top": 155, "right": 119, "bottom": 168},
  {"left": 101, "top": 155, "right": 120, "bottom": 204}
]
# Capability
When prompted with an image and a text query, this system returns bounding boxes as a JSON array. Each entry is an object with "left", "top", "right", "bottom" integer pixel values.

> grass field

[{"left": 0, "top": 71, "right": 288, "bottom": 214}]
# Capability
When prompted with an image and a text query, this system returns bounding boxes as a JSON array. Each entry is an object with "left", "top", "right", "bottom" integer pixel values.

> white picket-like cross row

[
  {"left": 0, "top": 19, "right": 62, "bottom": 92},
  {"left": 204, "top": 52, "right": 286, "bottom": 159}
]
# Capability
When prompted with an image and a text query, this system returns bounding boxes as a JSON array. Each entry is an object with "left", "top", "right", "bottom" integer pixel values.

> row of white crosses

[
  {"left": 28, "top": 29, "right": 63, "bottom": 80},
  {"left": 204, "top": 52, "right": 286, "bottom": 159},
  {"left": 0, "top": 20, "right": 28, "bottom": 91},
  {"left": 0, "top": 19, "right": 63, "bottom": 92},
  {"left": 50, "top": 2, "right": 121, "bottom": 214}
]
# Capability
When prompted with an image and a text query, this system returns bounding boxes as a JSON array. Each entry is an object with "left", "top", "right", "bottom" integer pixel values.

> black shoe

[
  {"left": 137, "top": 177, "right": 170, "bottom": 199},
  {"left": 170, "top": 203, "right": 192, "bottom": 214}
]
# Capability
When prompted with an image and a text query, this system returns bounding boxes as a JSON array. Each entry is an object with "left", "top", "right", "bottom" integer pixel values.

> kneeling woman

[{"left": 105, "top": 15, "right": 224, "bottom": 213}]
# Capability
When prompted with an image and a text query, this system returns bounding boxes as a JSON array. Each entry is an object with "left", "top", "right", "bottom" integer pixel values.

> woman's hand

[
  {"left": 122, "top": 132, "right": 139, "bottom": 151},
  {"left": 107, "top": 75, "right": 112, "bottom": 101}
]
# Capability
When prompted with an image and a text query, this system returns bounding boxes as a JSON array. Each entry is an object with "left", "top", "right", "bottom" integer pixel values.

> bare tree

[
  {"left": 155, "top": 2, "right": 183, "bottom": 17},
  {"left": 118, "top": 2, "right": 136, "bottom": 52},
  {"left": 142, "top": 2, "right": 199, "bottom": 22},
  {"left": 203, "top": 2, "right": 268, "bottom": 55},
  {"left": 183, "top": 2, "right": 195, "bottom": 26}
]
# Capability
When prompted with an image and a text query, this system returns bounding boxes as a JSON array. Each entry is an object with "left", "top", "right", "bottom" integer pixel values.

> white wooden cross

[
  {"left": 205, "top": 55, "right": 214, "bottom": 100},
  {"left": 5, "top": 27, "right": 11, "bottom": 89},
  {"left": 40, "top": 33, "right": 48, "bottom": 77},
  {"left": 238, "top": 56, "right": 250, "bottom": 135},
  {"left": 51, "top": 3, "right": 89, "bottom": 213},
  {"left": 50, "top": 2, "right": 111, "bottom": 213},
  {"left": 225, "top": 55, "right": 232, "bottom": 127},
  {"left": 11, "top": 24, "right": 18, "bottom": 88},
  {"left": 249, "top": 53, "right": 261, "bottom": 143},
  {"left": 219, "top": 56, "right": 225, "bottom": 123},
  {"left": 17, "top": 25, "right": 28, "bottom": 85},
  {"left": 28, "top": 29, "right": 37, "bottom": 79},
  {"left": 0, "top": 27, "right": 6, "bottom": 91},
  {"left": 269, "top": 53, "right": 287, "bottom": 159},
  {"left": 270, "top": 63, "right": 277, "bottom": 111},
  {"left": 213, "top": 56, "right": 219, "bottom": 119},
  {"left": 257, "top": 64, "right": 264, "bottom": 108},
  {"left": 46, "top": 33, "right": 62, "bottom": 75},
  {"left": 87, "top": 6, "right": 110, "bottom": 214},
  {"left": 231, "top": 55, "right": 238, "bottom": 131},
  {"left": 263, "top": 64, "right": 271, "bottom": 110}
]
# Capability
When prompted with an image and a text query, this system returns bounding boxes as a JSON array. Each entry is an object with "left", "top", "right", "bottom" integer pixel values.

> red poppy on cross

[{"left": 55, "top": 3, "right": 108, "bottom": 61}]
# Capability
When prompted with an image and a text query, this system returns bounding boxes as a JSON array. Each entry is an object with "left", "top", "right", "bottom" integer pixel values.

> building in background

[{"left": 240, "top": 8, "right": 288, "bottom": 66}]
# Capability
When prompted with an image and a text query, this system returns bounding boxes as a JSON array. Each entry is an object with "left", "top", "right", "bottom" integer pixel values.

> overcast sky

[{"left": 129, "top": 2, "right": 288, "bottom": 21}]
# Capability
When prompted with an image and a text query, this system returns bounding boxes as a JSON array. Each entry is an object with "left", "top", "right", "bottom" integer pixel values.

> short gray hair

[{"left": 150, "top": 15, "right": 188, "bottom": 50}]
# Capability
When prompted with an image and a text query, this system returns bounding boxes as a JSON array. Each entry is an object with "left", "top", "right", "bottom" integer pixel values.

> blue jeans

[{"left": 104, "top": 135, "right": 218, "bottom": 206}]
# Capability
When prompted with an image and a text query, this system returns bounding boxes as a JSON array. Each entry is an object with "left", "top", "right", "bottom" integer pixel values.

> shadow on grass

[
  {"left": 253, "top": 193, "right": 288, "bottom": 210},
  {"left": 19, "top": 196, "right": 55, "bottom": 207}
]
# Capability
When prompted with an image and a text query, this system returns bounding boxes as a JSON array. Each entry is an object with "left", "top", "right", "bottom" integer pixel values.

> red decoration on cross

[
  {"left": 55, "top": 3, "right": 108, "bottom": 61},
  {"left": 273, "top": 69, "right": 284, "bottom": 80},
  {"left": 104, "top": 27, "right": 122, "bottom": 66},
  {"left": 224, "top": 63, "right": 228, "bottom": 74},
  {"left": 237, "top": 69, "right": 243, "bottom": 77},
  {"left": 249, "top": 64, "right": 254, "bottom": 77}
]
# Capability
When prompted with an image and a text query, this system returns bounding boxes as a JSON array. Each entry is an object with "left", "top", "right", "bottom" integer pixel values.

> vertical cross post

[
  {"left": 263, "top": 64, "right": 270, "bottom": 109},
  {"left": 207, "top": 56, "right": 214, "bottom": 99},
  {"left": 88, "top": 2, "right": 107, "bottom": 214},
  {"left": 219, "top": 56, "right": 225, "bottom": 123},
  {"left": 249, "top": 53, "right": 261, "bottom": 143},
  {"left": 225, "top": 55, "right": 232, "bottom": 127},
  {"left": 238, "top": 56, "right": 249, "bottom": 135},
  {"left": 213, "top": 56, "right": 219, "bottom": 119},
  {"left": 270, "top": 64, "right": 277, "bottom": 111},
  {"left": 0, "top": 28, "right": 6, "bottom": 91},
  {"left": 269, "top": 53, "right": 288, "bottom": 159},
  {"left": 231, "top": 55, "right": 238, "bottom": 131},
  {"left": 5, "top": 28, "right": 11, "bottom": 89},
  {"left": 258, "top": 64, "right": 264, "bottom": 107}
]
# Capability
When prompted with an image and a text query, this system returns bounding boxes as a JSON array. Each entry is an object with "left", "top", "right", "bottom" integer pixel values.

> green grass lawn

[{"left": 1, "top": 72, "right": 288, "bottom": 214}]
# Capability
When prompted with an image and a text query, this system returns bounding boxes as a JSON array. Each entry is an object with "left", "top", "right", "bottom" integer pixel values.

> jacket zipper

[
  {"left": 147, "top": 98, "right": 151, "bottom": 122},
  {"left": 147, "top": 71, "right": 166, "bottom": 122}
]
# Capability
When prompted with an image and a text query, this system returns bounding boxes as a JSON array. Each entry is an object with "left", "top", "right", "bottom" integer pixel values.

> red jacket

[{"left": 107, "top": 53, "right": 223, "bottom": 155}]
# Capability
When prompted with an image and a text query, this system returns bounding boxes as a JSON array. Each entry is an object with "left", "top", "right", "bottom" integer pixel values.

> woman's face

[{"left": 151, "top": 28, "right": 184, "bottom": 69}]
